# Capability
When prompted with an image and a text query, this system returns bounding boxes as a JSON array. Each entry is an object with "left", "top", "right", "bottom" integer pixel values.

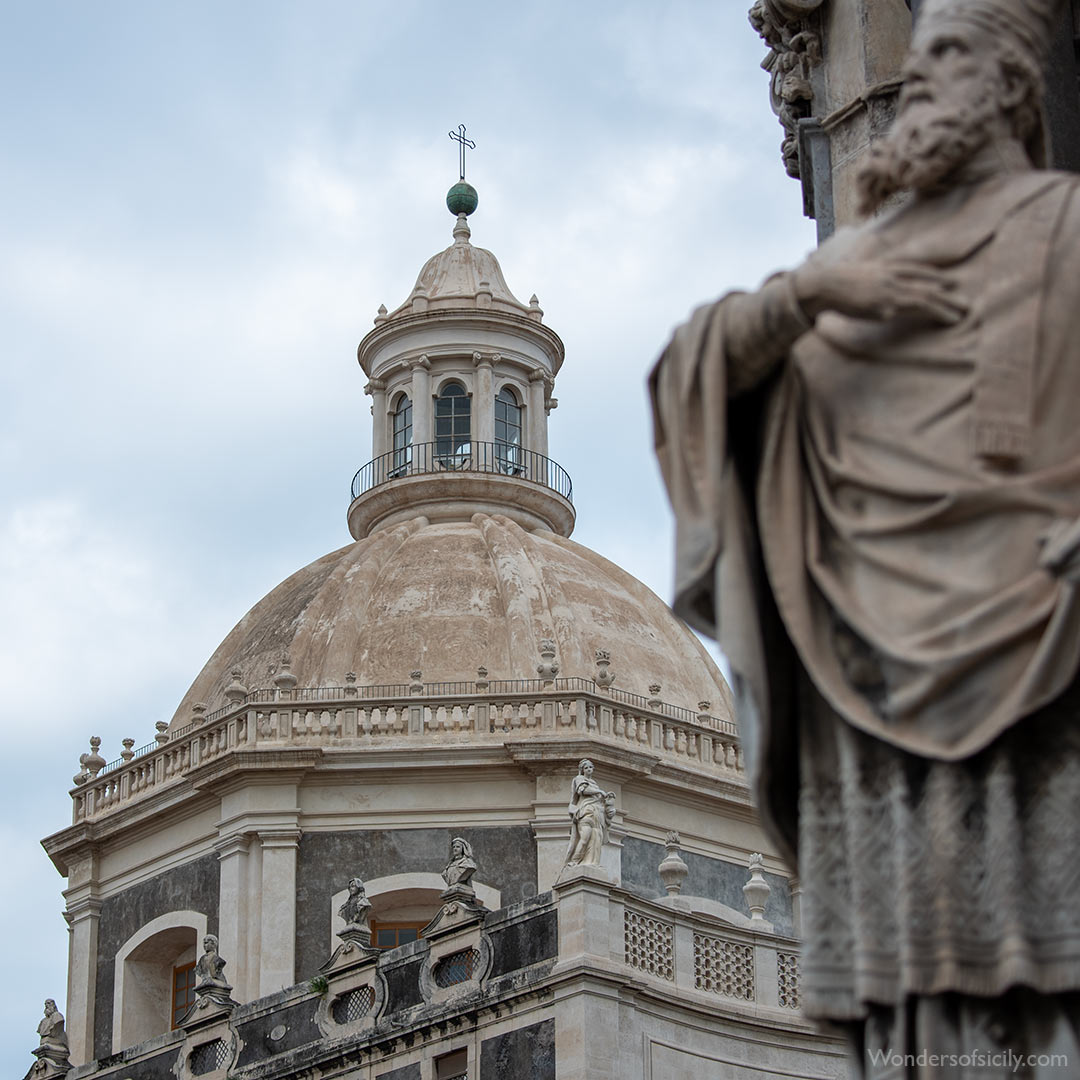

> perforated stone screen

[
  {"left": 434, "top": 947, "right": 480, "bottom": 987},
  {"left": 190, "top": 1038, "right": 229, "bottom": 1075},
  {"left": 777, "top": 951, "right": 800, "bottom": 1009},
  {"left": 694, "top": 933, "right": 754, "bottom": 999},
  {"left": 623, "top": 910, "right": 674, "bottom": 981},
  {"left": 332, "top": 984, "right": 375, "bottom": 1023}
]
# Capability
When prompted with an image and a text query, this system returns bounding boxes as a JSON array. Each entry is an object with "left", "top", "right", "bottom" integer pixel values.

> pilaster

[
  {"left": 258, "top": 827, "right": 302, "bottom": 995},
  {"left": 215, "top": 833, "right": 252, "bottom": 1001},
  {"left": 366, "top": 378, "right": 388, "bottom": 459},
  {"left": 63, "top": 895, "right": 102, "bottom": 1066},
  {"left": 527, "top": 370, "right": 547, "bottom": 457},
  {"left": 408, "top": 355, "right": 432, "bottom": 445},
  {"left": 472, "top": 352, "right": 494, "bottom": 444}
]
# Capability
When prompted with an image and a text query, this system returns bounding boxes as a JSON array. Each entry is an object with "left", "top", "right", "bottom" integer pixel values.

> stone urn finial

[
  {"left": 744, "top": 853, "right": 772, "bottom": 923},
  {"left": 78, "top": 736, "right": 106, "bottom": 781},
  {"left": 476, "top": 666, "right": 489, "bottom": 691},
  {"left": 594, "top": 649, "right": 615, "bottom": 690},
  {"left": 537, "top": 639, "right": 559, "bottom": 684},
  {"left": 647, "top": 684, "right": 663, "bottom": 709},
  {"left": 191, "top": 701, "right": 208, "bottom": 725},
  {"left": 223, "top": 670, "right": 248, "bottom": 704},
  {"left": 273, "top": 654, "right": 298, "bottom": 692},
  {"left": 155, "top": 721, "right": 169, "bottom": 745},
  {"left": 658, "top": 831, "right": 690, "bottom": 896},
  {"left": 409, "top": 670, "right": 424, "bottom": 694},
  {"left": 344, "top": 671, "right": 357, "bottom": 697},
  {"left": 121, "top": 738, "right": 135, "bottom": 762}
]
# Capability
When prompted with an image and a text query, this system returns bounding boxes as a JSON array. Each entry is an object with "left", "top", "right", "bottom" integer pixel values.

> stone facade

[{"left": 752, "top": 0, "right": 1080, "bottom": 236}]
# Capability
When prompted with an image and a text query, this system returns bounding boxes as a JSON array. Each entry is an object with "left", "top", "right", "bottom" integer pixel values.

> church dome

[
  {"left": 382, "top": 214, "right": 532, "bottom": 322},
  {"left": 170, "top": 512, "right": 728, "bottom": 724}
]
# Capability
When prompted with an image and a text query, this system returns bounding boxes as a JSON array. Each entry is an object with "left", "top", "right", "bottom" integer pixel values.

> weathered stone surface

[
  {"left": 487, "top": 908, "right": 558, "bottom": 979},
  {"left": 169, "top": 514, "right": 729, "bottom": 723},
  {"left": 381, "top": 952, "right": 426, "bottom": 1015},
  {"left": 375, "top": 1063, "right": 421, "bottom": 1080},
  {"left": 294, "top": 827, "right": 536, "bottom": 982},
  {"left": 480, "top": 1018, "right": 555, "bottom": 1080},
  {"left": 94, "top": 852, "right": 219, "bottom": 1059},
  {"left": 234, "top": 998, "right": 321, "bottom": 1068}
]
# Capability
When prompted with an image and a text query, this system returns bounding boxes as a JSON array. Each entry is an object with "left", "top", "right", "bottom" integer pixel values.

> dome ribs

[{"left": 473, "top": 514, "right": 555, "bottom": 681}]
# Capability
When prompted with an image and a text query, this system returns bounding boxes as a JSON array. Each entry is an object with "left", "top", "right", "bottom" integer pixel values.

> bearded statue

[{"left": 651, "top": 0, "right": 1080, "bottom": 1073}]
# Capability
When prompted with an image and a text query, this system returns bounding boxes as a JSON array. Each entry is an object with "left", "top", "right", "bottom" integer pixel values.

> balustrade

[{"left": 70, "top": 679, "right": 743, "bottom": 823}]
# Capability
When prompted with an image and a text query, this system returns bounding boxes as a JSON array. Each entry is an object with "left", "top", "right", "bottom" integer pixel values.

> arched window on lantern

[
  {"left": 391, "top": 394, "right": 412, "bottom": 476},
  {"left": 435, "top": 381, "right": 470, "bottom": 466},
  {"left": 494, "top": 386, "right": 523, "bottom": 474}
]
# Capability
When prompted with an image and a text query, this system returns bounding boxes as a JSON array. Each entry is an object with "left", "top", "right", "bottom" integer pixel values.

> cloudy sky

[{"left": 1, "top": 1, "right": 815, "bottom": 1067}]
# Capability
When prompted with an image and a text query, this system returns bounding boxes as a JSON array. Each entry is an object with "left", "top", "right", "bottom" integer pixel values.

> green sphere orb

[{"left": 446, "top": 181, "right": 478, "bottom": 216}]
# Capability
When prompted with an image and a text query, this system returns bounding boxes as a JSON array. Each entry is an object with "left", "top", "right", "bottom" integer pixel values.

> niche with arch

[{"left": 112, "top": 910, "right": 207, "bottom": 1052}]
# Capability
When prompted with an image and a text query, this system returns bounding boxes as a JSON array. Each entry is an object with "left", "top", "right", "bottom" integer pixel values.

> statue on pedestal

[
  {"left": 27, "top": 999, "right": 71, "bottom": 1078},
  {"left": 651, "top": 0, "right": 1080, "bottom": 1072},
  {"left": 441, "top": 837, "right": 478, "bottom": 895},
  {"left": 338, "top": 876, "right": 374, "bottom": 942},
  {"left": 192, "top": 934, "right": 233, "bottom": 1008},
  {"left": 562, "top": 759, "right": 616, "bottom": 871}
]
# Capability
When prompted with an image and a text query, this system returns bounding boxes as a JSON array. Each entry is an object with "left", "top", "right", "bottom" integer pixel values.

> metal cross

[{"left": 449, "top": 124, "right": 476, "bottom": 181}]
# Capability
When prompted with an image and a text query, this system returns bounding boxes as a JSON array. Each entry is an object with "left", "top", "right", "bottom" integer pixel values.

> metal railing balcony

[{"left": 350, "top": 440, "right": 573, "bottom": 504}]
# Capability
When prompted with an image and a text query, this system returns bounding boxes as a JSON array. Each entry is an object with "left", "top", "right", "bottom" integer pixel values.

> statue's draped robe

[{"left": 651, "top": 172, "right": 1080, "bottom": 1051}]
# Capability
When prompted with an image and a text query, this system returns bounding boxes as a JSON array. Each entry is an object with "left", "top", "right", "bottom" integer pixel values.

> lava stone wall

[
  {"left": 294, "top": 826, "right": 537, "bottom": 981},
  {"left": 480, "top": 1018, "right": 555, "bottom": 1079},
  {"left": 93, "top": 852, "right": 220, "bottom": 1060},
  {"left": 621, "top": 837, "right": 794, "bottom": 934}
]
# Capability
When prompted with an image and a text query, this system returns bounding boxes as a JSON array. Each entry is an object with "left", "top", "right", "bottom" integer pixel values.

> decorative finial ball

[{"left": 446, "top": 181, "right": 478, "bottom": 216}]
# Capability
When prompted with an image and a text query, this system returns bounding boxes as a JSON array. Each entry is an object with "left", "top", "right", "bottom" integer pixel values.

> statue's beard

[{"left": 856, "top": 95, "right": 996, "bottom": 215}]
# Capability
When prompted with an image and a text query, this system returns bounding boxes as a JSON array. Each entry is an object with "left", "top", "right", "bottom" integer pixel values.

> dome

[
  {"left": 171, "top": 513, "right": 728, "bottom": 723},
  {"left": 383, "top": 215, "right": 532, "bottom": 322}
]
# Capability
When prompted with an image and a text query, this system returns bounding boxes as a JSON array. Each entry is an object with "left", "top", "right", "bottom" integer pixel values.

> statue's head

[
  {"left": 578, "top": 758, "right": 594, "bottom": 776},
  {"left": 858, "top": 0, "right": 1054, "bottom": 213},
  {"left": 203, "top": 934, "right": 218, "bottom": 953},
  {"left": 44, "top": 999, "right": 56, "bottom": 1014},
  {"left": 450, "top": 836, "right": 472, "bottom": 859},
  {"left": 348, "top": 876, "right": 365, "bottom": 895}
]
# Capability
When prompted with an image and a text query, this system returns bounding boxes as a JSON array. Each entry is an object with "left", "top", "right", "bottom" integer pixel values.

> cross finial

[{"left": 449, "top": 124, "right": 476, "bottom": 181}]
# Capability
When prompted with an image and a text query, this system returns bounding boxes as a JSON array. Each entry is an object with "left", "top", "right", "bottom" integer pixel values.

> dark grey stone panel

[
  {"left": 94, "top": 852, "right": 220, "bottom": 1060},
  {"left": 294, "top": 826, "right": 537, "bottom": 980},
  {"left": 234, "top": 998, "right": 321, "bottom": 1068},
  {"left": 620, "top": 837, "right": 794, "bottom": 935},
  {"left": 89, "top": 1048, "right": 179, "bottom": 1079},
  {"left": 376, "top": 1064, "right": 421, "bottom": 1080},
  {"left": 480, "top": 1018, "right": 555, "bottom": 1079},
  {"left": 488, "top": 909, "right": 557, "bottom": 979},
  {"left": 383, "top": 956, "right": 425, "bottom": 1014}
]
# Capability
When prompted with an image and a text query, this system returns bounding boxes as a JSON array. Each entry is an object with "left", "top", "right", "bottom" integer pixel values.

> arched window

[
  {"left": 435, "top": 382, "right": 470, "bottom": 465},
  {"left": 391, "top": 394, "right": 412, "bottom": 476},
  {"left": 494, "top": 387, "right": 523, "bottom": 473}
]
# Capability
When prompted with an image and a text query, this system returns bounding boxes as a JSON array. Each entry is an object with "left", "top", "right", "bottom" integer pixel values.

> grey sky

[{"left": 0, "top": 1, "right": 815, "bottom": 1066}]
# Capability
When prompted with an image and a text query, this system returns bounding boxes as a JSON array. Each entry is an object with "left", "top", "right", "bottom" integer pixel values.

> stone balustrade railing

[
  {"left": 559, "top": 876, "right": 803, "bottom": 1015},
  {"left": 70, "top": 678, "right": 743, "bottom": 824}
]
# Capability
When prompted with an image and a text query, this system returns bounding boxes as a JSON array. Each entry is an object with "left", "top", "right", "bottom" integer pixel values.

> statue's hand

[
  {"left": 1039, "top": 517, "right": 1080, "bottom": 582},
  {"left": 793, "top": 258, "right": 968, "bottom": 326}
]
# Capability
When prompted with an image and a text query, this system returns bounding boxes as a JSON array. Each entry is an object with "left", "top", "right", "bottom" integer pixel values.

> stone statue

[
  {"left": 29, "top": 999, "right": 71, "bottom": 1076},
  {"left": 442, "top": 837, "right": 477, "bottom": 892},
  {"left": 563, "top": 759, "right": 616, "bottom": 870},
  {"left": 190, "top": 934, "right": 233, "bottom": 1009},
  {"left": 338, "top": 876, "right": 373, "bottom": 935},
  {"left": 651, "top": 0, "right": 1080, "bottom": 1071},
  {"left": 36, "top": 1000, "right": 67, "bottom": 1051}
]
